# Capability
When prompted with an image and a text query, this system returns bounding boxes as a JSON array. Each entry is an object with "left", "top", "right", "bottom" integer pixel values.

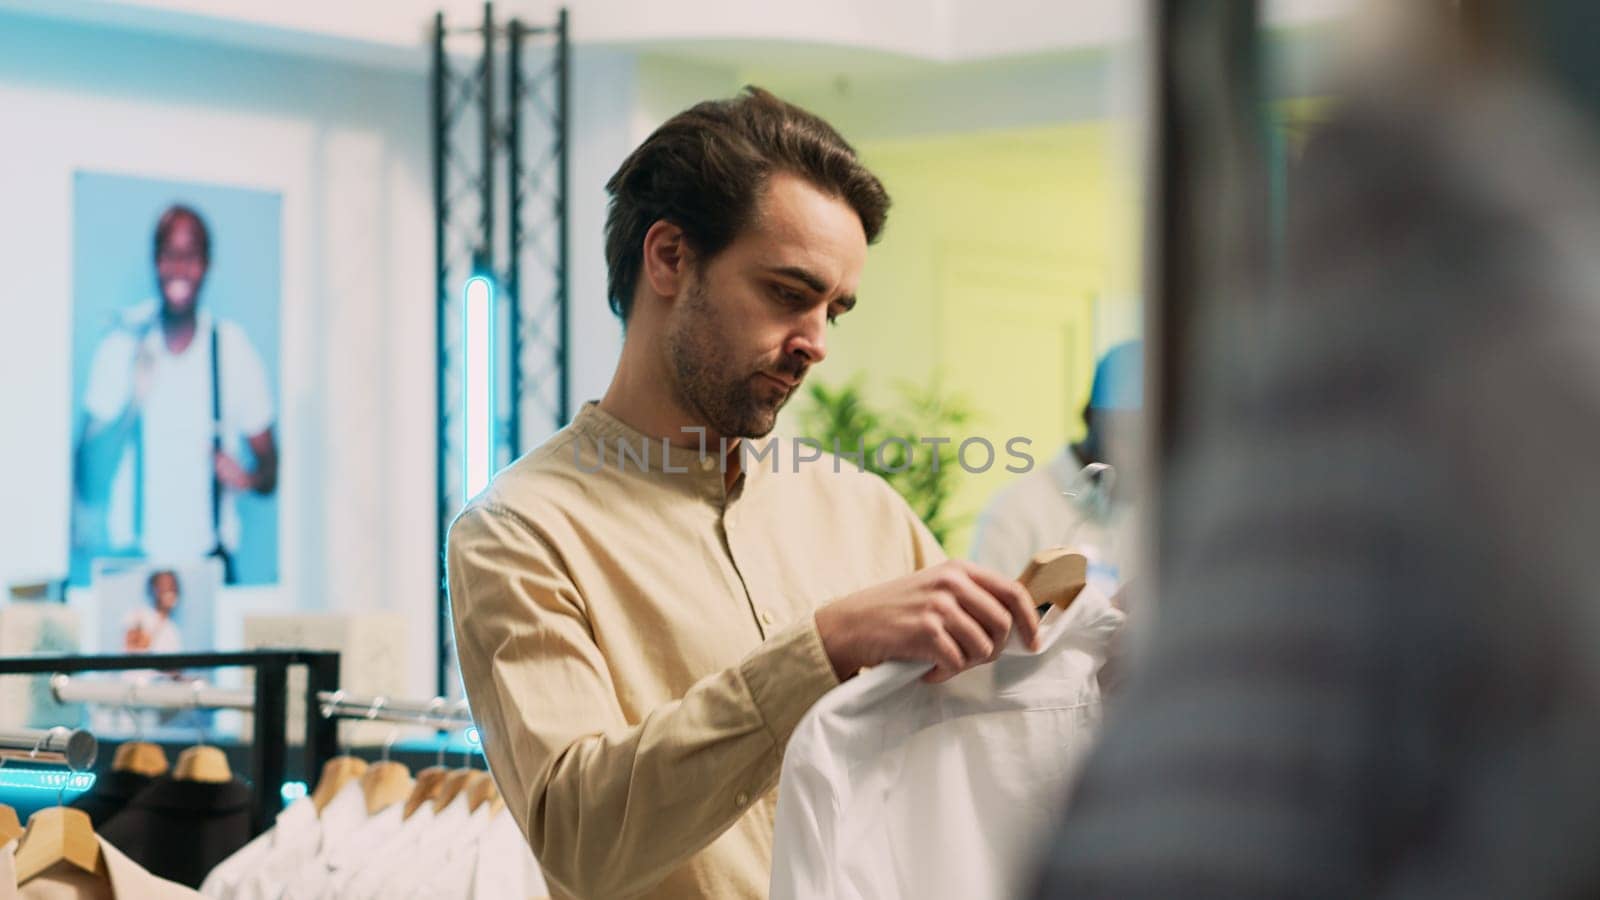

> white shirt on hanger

[
  {"left": 282, "top": 783, "right": 404, "bottom": 900},
  {"left": 398, "top": 798, "right": 496, "bottom": 900},
  {"left": 199, "top": 794, "right": 316, "bottom": 899},
  {"left": 333, "top": 801, "right": 436, "bottom": 900},
  {"left": 368, "top": 791, "right": 473, "bottom": 899},
  {"left": 769, "top": 583, "right": 1124, "bottom": 900},
  {"left": 467, "top": 808, "right": 550, "bottom": 900}
]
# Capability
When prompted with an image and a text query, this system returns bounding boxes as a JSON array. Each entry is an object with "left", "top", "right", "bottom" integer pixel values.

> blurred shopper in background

[
  {"left": 970, "top": 341, "right": 1143, "bottom": 588},
  {"left": 1033, "top": 2, "right": 1600, "bottom": 896}
]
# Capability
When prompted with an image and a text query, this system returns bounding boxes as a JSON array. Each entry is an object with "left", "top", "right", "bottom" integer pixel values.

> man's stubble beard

[{"left": 666, "top": 281, "right": 797, "bottom": 440}]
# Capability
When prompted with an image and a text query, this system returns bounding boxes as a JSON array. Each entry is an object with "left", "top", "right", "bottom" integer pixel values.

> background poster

[{"left": 69, "top": 171, "right": 281, "bottom": 586}]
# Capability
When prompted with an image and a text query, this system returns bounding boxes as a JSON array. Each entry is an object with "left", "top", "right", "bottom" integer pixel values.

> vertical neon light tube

[{"left": 463, "top": 276, "right": 495, "bottom": 500}]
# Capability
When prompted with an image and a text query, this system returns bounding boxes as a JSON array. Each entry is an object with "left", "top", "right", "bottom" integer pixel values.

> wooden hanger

[
  {"left": 12, "top": 806, "right": 104, "bottom": 885},
  {"left": 174, "top": 744, "right": 232, "bottom": 783},
  {"left": 0, "top": 803, "right": 21, "bottom": 846},
  {"left": 402, "top": 765, "right": 449, "bottom": 820},
  {"left": 431, "top": 767, "right": 478, "bottom": 814},
  {"left": 359, "top": 760, "right": 414, "bottom": 815},
  {"left": 112, "top": 740, "right": 169, "bottom": 777},
  {"left": 311, "top": 756, "right": 369, "bottom": 813},
  {"left": 1018, "top": 549, "right": 1088, "bottom": 611},
  {"left": 466, "top": 772, "right": 503, "bottom": 816}
]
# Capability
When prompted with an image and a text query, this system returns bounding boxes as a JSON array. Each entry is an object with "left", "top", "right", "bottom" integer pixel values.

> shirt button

[
  {"left": 699, "top": 456, "right": 716, "bottom": 472},
  {"left": 759, "top": 610, "right": 774, "bottom": 627},
  {"left": 735, "top": 791, "right": 750, "bottom": 807}
]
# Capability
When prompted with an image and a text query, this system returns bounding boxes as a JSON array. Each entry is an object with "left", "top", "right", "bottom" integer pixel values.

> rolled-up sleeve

[{"left": 447, "top": 503, "right": 839, "bottom": 899}]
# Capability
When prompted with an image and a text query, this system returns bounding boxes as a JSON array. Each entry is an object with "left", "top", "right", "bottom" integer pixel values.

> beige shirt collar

[{"left": 568, "top": 402, "right": 761, "bottom": 503}]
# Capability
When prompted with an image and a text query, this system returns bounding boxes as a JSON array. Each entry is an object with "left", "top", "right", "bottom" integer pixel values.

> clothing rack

[
  {"left": 50, "top": 674, "right": 255, "bottom": 711},
  {"left": 0, "top": 649, "right": 341, "bottom": 835},
  {"left": 316, "top": 691, "right": 474, "bottom": 731},
  {"left": 0, "top": 725, "right": 97, "bottom": 771}
]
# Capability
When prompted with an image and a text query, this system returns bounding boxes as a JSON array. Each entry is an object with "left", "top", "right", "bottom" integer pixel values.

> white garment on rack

[
  {"left": 395, "top": 797, "right": 496, "bottom": 900},
  {"left": 281, "top": 783, "right": 403, "bottom": 900},
  {"left": 198, "top": 795, "right": 317, "bottom": 900},
  {"left": 769, "top": 585, "right": 1124, "bottom": 900},
  {"left": 367, "top": 791, "right": 472, "bottom": 898},
  {"left": 333, "top": 801, "right": 436, "bottom": 900},
  {"left": 467, "top": 808, "right": 550, "bottom": 900}
]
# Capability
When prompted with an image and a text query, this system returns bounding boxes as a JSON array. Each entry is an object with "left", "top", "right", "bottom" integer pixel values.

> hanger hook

[
  {"left": 53, "top": 728, "right": 77, "bottom": 808},
  {"left": 322, "top": 690, "right": 348, "bottom": 757},
  {"left": 190, "top": 680, "right": 209, "bottom": 748},
  {"left": 125, "top": 680, "right": 145, "bottom": 741},
  {"left": 427, "top": 698, "right": 447, "bottom": 767},
  {"left": 381, "top": 727, "right": 399, "bottom": 764}
]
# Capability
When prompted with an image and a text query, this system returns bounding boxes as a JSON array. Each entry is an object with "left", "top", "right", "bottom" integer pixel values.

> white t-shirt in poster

[
  {"left": 83, "top": 309, "right": 273, "bottom": 561},
  {"left": 121, "top": 605, "right": 182, "bottom": 654}
]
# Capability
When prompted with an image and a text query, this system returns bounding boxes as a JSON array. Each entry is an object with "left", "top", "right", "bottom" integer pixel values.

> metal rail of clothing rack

[
  {"left": 0, "top": 725, "right": 98, "bottom": 771},
  {"left": 0, "top": 649, "right": 340, "bottom": 835}
]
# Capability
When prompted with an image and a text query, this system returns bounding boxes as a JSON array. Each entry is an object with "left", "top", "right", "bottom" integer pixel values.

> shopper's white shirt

[
  {"left": 84, "top": 310, "right": 273, "bottom": 558},
  {"left": 198, "top": 795, "right": 317, "bottom": 900},
  {"left": 6, "top": 835, "right": 201, "bottom": 899},
  {"left": 770, "top": 584, "right": 1124, "bottom": 900},
  {"left": 121, "top": 607, "right": 182, "bottom": 654}
]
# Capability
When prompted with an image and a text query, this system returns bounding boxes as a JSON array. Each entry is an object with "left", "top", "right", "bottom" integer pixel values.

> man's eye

[{"left": 774, "top": 284, "right": 805, "bottom": 304}]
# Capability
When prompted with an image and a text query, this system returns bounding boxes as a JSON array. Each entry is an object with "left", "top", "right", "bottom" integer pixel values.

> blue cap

[{"left": 1089, "top": 341, "right": 1143, "bottom": 411}]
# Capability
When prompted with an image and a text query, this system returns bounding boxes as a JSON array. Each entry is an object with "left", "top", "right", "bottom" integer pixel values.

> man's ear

[{"left": 641, "top": 220, "right": 692, "bottom": 303}]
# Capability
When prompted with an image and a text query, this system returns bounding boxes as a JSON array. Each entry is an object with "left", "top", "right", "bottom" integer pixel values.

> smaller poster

[{"left": 92, "top": 558, "right": 219, "bottom": 660}]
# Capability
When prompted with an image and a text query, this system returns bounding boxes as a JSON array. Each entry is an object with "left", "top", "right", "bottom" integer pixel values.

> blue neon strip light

[
  {"left": 0, "top": 769, "right": 95, "bottom": 795},
  {"left": 463, "top": 276, "right": 496, "bottom": 501}
]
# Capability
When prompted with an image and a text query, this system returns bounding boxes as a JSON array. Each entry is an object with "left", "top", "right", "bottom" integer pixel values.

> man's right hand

[{"left": 814, "top": 560, "right": 1041, "bottom": 684}]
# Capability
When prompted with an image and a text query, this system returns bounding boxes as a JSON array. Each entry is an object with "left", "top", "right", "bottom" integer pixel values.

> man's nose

[{"left": 788, "top": 308, "right": 828, "bottom": 365}]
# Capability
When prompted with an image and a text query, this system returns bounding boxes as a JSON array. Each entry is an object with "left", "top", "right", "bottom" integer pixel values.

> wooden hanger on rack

[
  {"left": 360, "top": 759, "right": 413, "bottom": 815},
  {"left": 312, "top": 756, "right": 369, "bottom": 812},
  {"left": 174, "top": 744, "right": 232, "bottom": 782},
  {"left": 1018, "top": 549, "right": 1088, "bottom": 611},
  {"left": 466, "top": 772, "right": 502, "bottom": 816},
  {"left": 12, "top": 805, "right": 103, "bottom": 885},
  {"left": 431, "top": 767, "right": 481, "bottom": 814},
  {"left": 403, "top": 764, "right": 449, "bottom": 819},
  {"left": 0, "top": 803, "right": 21, "bottom": 846},
  {"left": 113, "top": 740, "right": 169, "bottom": 777},
  {"left": 173, "top": 681, "right": 232, "bottom": 783}
]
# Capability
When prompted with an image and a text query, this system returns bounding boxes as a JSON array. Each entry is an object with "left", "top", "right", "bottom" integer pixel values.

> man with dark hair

[
  {"left": 76, "top": 204, "right": 277, "bottom": 583},
  {"left": 124, "top": 568, "right": 182, "bottom": 654},
  {"left": 449, "top": 87, "right": 1042, "bottom": 899}
]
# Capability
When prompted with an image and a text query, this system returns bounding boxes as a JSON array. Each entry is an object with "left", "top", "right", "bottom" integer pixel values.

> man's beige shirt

[{"left": 448, "top": 403, "right": 944, "bottom": 899}]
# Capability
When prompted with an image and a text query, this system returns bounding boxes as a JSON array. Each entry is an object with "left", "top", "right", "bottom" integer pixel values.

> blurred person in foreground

[{"left": 1032, "top": 2, "right": 1600, "bottom": 896}]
